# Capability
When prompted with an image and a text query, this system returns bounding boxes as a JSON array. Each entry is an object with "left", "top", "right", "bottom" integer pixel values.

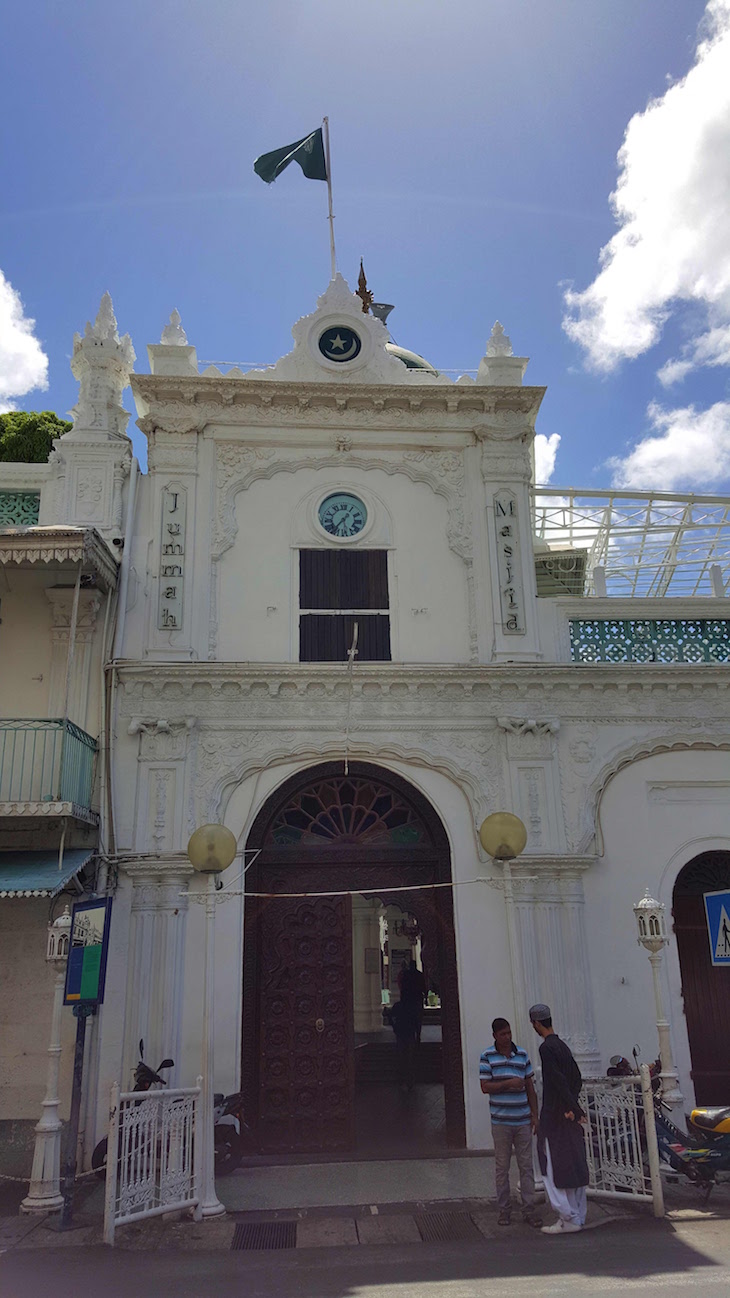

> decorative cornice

[
  {"left": 0, "top": 526, "right": 118, "bottom": 591},
  {"left": 131, "top": 373, "right": 546, "bottom": 435},
  {"left": 114, "top": 659, "right": 730, "bottom": 702}
]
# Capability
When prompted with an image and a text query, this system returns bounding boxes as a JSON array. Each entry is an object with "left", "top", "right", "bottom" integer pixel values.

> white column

[
  {"left": 20, "top": 967, "right": 66, "bottom": 1213},
  {"left": 558, "top": 872, "right": 601, "bottom": 1077},
  {"left": 511, "top": 874, "right": 541, "bottom": 1029},
  {"left": 122, "top": 865, "right": 190, "bottom": 1085}
]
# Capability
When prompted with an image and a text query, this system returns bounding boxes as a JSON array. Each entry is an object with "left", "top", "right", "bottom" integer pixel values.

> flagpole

[{"left": 322, "top": 116, "right": 336, "bottom": 280}]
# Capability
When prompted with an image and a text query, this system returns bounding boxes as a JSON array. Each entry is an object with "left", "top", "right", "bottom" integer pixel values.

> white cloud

[
  {"left": 607, "top": 399, "right": 730, "bottom": 489},
  {"left": 563, "top": 0, "right": 730, "bottom": 376},
  {"left": 534, "top": 432, "right": 561, "bottom": 485},
  {"left": 0, "top": 269, "right": 48, "bottom": 413}
]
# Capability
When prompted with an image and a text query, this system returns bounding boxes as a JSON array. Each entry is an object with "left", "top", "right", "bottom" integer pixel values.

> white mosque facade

[{"left": 1, "top": 278, "right": 729, "bottom": 1164}]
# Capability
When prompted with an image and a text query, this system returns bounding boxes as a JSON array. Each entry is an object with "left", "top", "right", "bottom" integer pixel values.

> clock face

[
  {"left": 318, "top": 325, "right": 362, "bottom": 363},
  {"left": 318, "top": 493, "right": 367, "bottom": 538}
]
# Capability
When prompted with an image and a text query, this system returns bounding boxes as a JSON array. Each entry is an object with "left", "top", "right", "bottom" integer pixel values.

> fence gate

[
  {"left": 103, "top": 1080, "right": 202, "bottom": 1245},
  {"left": 581, "top": 1066, "right": 664, "bottom": 1217}
]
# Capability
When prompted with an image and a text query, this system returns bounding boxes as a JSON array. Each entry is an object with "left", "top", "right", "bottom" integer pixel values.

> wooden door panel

[
  {"left": 258, "top": 889, "right": 354, "bottom": 1153},
  {"left": 674, "top": 893, "right": 730, "bottom": 1103}
]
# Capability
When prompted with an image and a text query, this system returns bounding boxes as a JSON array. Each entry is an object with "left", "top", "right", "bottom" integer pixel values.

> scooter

[
  {"left": 607, "top": 1048, "right": 730, "bottom": 1199},
  {"left": 91, "top": 1040, "right": 174, "bottom": 1178},
  {"left": 213, "top": 1090, "right": 248, "bottom": 1175}
]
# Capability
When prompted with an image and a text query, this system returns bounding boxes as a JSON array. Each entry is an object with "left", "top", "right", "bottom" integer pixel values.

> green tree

[{"left": 0, "top": 410, "right": 72, "bottom": 463}]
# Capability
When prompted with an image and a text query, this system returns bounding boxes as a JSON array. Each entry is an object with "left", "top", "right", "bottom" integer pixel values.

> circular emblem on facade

[
  {"left": 318, "top": 325, "right": 362, "bottom": 363},
  {"left": 318, "top": 492, "right": 367, "bottom": 538}
]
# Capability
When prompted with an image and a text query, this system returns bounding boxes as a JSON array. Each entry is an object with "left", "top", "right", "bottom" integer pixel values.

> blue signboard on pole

[{"left": 704, "top": 890, "right": 730, "bottom": 967}]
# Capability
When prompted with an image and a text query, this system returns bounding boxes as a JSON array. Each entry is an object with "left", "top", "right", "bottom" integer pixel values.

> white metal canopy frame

[{"left": 533, "top": 488, "right": 730, "bottom": 598}]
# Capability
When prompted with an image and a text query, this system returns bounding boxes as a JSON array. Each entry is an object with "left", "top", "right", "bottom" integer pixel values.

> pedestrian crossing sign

[{"left": 704, "top": 890, "right": 730, "bottom": 966}]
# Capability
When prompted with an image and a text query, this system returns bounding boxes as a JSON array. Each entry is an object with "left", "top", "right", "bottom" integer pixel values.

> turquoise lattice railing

[
  {"left": 0, "top": 492, "right": 41, "bottom": 526},
  {"left": 0, "top": 720, "right": 98, "bottom": 808},
  {"left": 569, "top": 618, "right": 730, "bottom": 664}
]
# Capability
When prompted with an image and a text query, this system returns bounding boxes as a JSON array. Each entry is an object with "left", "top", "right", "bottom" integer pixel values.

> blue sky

[{"left": 2, "top": 0, "right": 729, "bottom": 489}]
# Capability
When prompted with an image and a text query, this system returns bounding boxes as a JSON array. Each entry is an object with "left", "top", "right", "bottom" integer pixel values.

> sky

[{"left": 2, "top": 0, "right": 729, "bottom": 491}]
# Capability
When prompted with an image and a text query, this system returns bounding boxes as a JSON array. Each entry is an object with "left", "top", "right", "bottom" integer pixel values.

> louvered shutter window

[{"left": 299, "top": 551, "right": 390, "bottom": 662}]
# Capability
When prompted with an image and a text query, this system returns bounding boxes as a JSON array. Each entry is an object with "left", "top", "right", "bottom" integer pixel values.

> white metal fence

[
  {"left": 581, "top": 1065, "right": 664, "bottom": 1217},
  {"left": 103, "top": 1079, "right": 202, "bottom": 1246}
]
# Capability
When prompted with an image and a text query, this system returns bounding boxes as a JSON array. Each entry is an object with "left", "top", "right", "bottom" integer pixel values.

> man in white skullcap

[{"left": 529, "top": 1003, "right": 589, "bottom": 1234}]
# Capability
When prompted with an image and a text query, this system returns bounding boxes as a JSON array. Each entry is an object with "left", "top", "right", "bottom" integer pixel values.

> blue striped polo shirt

[{"left": 479, "top": 1043, "right": 534, "bottom": 1126}]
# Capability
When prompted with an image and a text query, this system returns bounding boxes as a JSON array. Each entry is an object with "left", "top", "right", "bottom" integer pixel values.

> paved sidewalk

[{"left": 2, "top": 1163, "right": 727, "bottom": 1255}]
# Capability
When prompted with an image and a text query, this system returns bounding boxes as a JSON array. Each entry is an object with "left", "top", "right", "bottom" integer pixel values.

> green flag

[{"left": 254, "top": 128, "right": 328, "bottom": 185}]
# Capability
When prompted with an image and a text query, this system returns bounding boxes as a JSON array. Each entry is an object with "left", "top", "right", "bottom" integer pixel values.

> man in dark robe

[{"left": 529, "top": 1003, "right": 589, "bottom": 1235}]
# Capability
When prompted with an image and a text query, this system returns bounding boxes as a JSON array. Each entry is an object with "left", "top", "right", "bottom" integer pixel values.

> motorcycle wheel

[
  {"left": 91, "top": 1137, "right": 108, "bottom": 1181},
  {"left": 214, "top": 1127, "right": 243, "bottom": 1176}
]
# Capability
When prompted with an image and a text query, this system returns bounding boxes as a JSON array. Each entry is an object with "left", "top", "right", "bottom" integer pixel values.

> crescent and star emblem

[{"left": 318, "top": 325, "right": 362, "bottom": 363}]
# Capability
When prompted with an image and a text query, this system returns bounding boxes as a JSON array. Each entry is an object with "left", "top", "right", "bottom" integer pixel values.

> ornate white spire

[
  {"left": 486, "top": 321, "right": 513, "bottom": 357},
  {"left": 160, "top": 309, "right": 188, "bottom": 346},
  {"left": 68, "top": 293, "right": 135, "bottom": 439}
]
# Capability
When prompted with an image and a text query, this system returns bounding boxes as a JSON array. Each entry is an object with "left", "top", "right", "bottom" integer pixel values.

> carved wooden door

[
  {"left": 257, "top": 886, "right": 355, "bottom": 1153},
  {"left": 673, "top": 853, "right": 730, "bottom": 1104}
]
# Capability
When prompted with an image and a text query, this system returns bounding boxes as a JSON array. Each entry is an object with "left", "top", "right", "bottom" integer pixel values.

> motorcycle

[
  {"left": 607, "top": 1048, "right": 730, "bottom": 1199},
  {"left": 213, "top": 1090, "right": 248, "bottom": 1175},
  {"left": 91, "top": 1040, "right": 174, "bottom": 1179}
]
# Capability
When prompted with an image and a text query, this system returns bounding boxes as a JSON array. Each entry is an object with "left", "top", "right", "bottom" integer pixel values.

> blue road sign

[{"left": 704, "top": 890, "right": 730, "bottom": 967}]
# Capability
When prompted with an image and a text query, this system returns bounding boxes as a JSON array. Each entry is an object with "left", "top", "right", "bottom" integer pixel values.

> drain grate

[
  {"left": 231, "top": 1220, "right": 298, "bottom": 1251},
  {"left": 415, "top": 1212, "right": 482, "bottom": 1244}
]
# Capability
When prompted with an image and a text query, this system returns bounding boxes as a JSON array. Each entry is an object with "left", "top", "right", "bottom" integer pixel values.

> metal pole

[
  {"left": 58, "top": 1003, "right": 95, "bottom": 1230},
  {"left": 640, "top": 1064, "right": 665, "bottom": 1218},
  {"left": 322, "top": 116, "right": 336, "bottom": 280},
  {"left": 648, "top": 950, "right": 683, "bottom": 1111},
  {"left": 62, "top": 565, "right": 82, "bottom": 724},
  {"left": 20, "top": 967, "right": 67, "bottom": 1213},
  {"left": 103, "top": 1082, "right": 120, "bottom": 1246},
  {"left": 199, "top": 874, "right": 225, "bottom": 1216}
]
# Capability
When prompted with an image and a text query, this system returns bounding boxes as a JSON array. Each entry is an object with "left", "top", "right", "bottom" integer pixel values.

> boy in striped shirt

[{"left": 479, "top": 1017, "right": 542, "bottom": 1227}]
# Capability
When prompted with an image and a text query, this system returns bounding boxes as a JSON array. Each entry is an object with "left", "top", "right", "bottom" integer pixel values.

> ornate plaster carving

[
  {"left": 590, "top": 731, "right": 730, "bottom": 855},
  {"left": 194, "top": 727, "right": 503, "bottom": 833},
  {"left": 128, "top": 717, "right": 197, "bottom": 761}
]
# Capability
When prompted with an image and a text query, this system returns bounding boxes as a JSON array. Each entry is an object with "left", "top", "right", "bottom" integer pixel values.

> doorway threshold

[{"left": 218, "top": 1154, "right": 496, "bottom": 1215}]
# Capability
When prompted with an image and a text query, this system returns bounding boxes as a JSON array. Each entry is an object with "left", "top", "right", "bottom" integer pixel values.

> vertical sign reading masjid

[
  {"left": 494, "top": 490, "right": 525, "bottom": 634},
  {"left": 158, "top": 487, "right": 186, "bottom": 630}
]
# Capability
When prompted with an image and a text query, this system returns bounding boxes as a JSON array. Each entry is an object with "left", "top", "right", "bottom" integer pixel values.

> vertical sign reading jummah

[
  {"left": 494, "top": 490, "right": 525, "bottom": 634},
  {"left": 158, "top": 486, "right": 186, "bottom": 630}
]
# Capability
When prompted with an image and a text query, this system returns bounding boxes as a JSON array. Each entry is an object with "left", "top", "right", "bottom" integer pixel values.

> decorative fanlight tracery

[{"left": 266, "top": 776, "right": 429, "bottom": 848}]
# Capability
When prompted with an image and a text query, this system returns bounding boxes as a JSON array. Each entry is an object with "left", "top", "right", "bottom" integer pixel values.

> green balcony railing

[
  {"left": 0, "top": 719, "right": 98, "bottom": 809},
  {"left": 569, "top": 618, "right": 730, "bottom": 664}
]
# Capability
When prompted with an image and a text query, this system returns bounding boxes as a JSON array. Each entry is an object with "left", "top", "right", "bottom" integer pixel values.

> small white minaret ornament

[
  {"left": 477, "top": 320, "right": 529, "bottom": 386},
  {"left": 148, "top": 308, "right": 198, "bottom": 375},
  {"left": 160, "top": 308, "right": 188, "bottom": 346}
]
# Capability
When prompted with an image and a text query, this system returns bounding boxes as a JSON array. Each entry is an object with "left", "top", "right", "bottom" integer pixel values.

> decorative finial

[
  {"left": 83, "top": 292, "right": 120, "bottom": 343},
  {"left": 356, "top": 259, "right": 373, "bottom": 314},
  {"left": 160, "top": 309, "right": 188, "bottom": 346},
  {"left": 486, "top": 321, "right": 513, "bottom": 357}
]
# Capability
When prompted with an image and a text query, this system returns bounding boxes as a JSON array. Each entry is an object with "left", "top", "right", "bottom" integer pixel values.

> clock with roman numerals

[{"left": 318, "top": 493, "right": 367, "bottom": 538}]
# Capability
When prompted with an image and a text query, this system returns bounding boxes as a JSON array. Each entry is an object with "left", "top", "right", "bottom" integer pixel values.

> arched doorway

[
  {"left": 241, "top": 761, "right": 465, "bottom": 1156},
  {"left": 673, "top": 851, "right": 730, "bottom": 1103}
]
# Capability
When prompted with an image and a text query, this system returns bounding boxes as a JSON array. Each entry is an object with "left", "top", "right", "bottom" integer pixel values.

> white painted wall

[
  {"left": 584, "top": 747, "right": 730, "bottom": 1107},
  {"left": 217, "top": 469, "right": 472, "bottom": 664}
]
